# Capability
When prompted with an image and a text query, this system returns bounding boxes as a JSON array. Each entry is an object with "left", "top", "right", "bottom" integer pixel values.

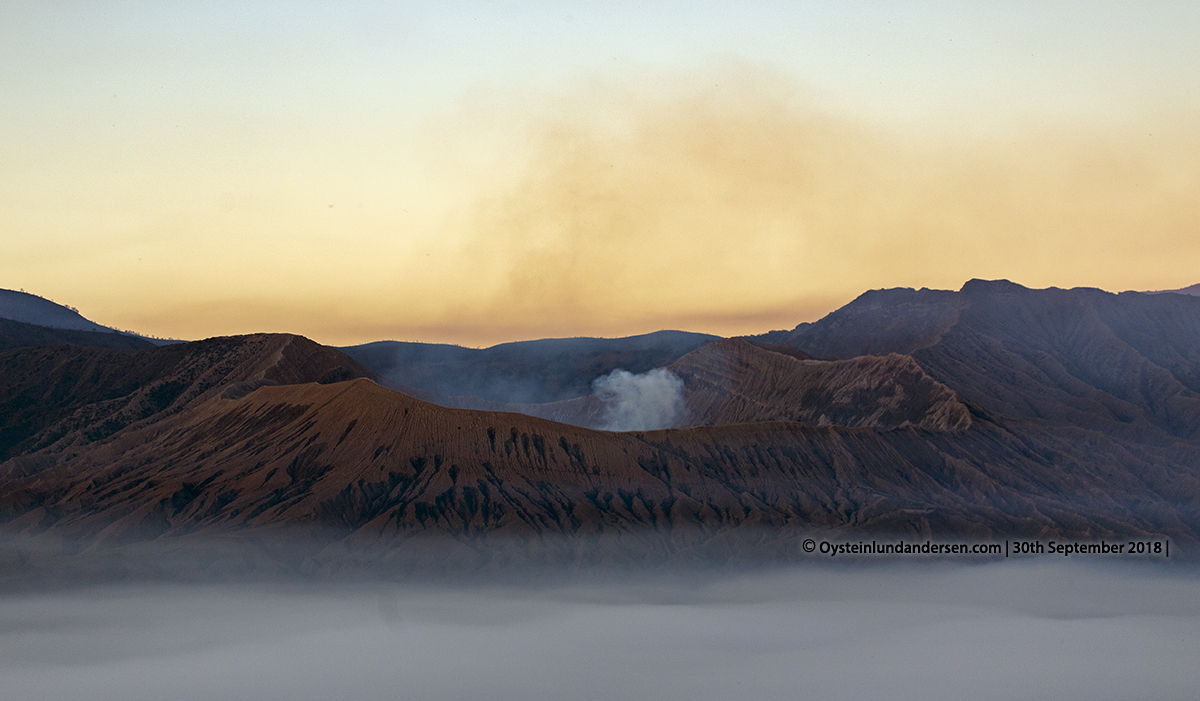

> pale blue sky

[{"left": 3, "top": 1, "right": 1198, "bottom": 344}]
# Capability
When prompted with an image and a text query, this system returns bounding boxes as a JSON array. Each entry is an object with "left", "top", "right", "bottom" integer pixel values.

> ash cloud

[
  {"left": 592, "top": 367, "right": 685, "bottom": 431},
  {"left": 445, "top": 67, "right": 1200, "bottom": 339}
]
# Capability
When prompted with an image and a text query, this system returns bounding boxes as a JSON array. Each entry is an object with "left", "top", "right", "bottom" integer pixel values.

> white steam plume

[{"left": 592, "top": 368, "right": 685, "bottom": 431}]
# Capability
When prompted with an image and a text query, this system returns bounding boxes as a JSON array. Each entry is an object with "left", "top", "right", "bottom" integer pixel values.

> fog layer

[{"left": 2, "top": 560, "right": 1197, "bottom": 701}]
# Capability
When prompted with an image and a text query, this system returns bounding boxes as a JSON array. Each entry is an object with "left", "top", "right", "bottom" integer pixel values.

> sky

[{"left": 3, "top": 1, "right": 1199, "bottom": 346}]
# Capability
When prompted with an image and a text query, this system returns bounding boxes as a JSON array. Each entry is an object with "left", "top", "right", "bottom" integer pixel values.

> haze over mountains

[
  {"left": 340, "top": 331, "right": 717, "bottom": 405},
  {"left": 492, "top": 338, "right": 971, "bottom": 433},
  {"left": 1, "top": 280, "right": 1199, "bottom": 578}
]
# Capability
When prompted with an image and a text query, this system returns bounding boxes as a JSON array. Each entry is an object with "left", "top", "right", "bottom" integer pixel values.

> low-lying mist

[{"left": 2, "top": 559, "right": 1197, "bottom": 701}]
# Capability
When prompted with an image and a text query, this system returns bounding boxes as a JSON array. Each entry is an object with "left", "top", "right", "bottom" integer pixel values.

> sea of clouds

[{"left": 2, "top": 559, "right": 1197, "bottom": 701}]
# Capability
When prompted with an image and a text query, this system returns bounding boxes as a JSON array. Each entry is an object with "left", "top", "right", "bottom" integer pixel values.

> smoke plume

[
  {"left": 592, "top": 368, "right": 685, "bottom": 431},
  {"left": 432, "top": 67, "right": 1200, "bottom": 345}
]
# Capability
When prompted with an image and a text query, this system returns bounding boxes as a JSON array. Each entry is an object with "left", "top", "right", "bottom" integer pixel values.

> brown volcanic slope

[
  {"left": 3, "top": 315, "right": 1200, "bottom": 573},
  {"left": 3, "top": 374, "right": 1199, "bottom": 569},
  {"left": 0, "top": 334, "right": 376, "bottom": 467},
  {"left": 668, "top": 338, "right": 971, "bottom": 431}
]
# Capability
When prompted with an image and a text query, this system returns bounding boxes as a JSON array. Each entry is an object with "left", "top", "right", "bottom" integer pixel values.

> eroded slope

[
  {"left": 3, "top": 378, "right": 1196, "bottom": 563},
  {"left": 670, "top": 338, "right": 971, "bottom": 431},
  {"left": 0, "top": 334, "right": 376, "bottom": 468}
]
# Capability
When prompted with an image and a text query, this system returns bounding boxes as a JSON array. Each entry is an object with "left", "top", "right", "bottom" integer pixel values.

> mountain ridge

[
  {"left": 763, "top": 280, "right": 1200, "bottom": 441},
  {"left": 3, "top": 280, "right": 1200, "bottom": 575},
  {"left": 1144, "top": 283, "right": 1200, "bottom": 296},
  {"left": 0, "top": 333, "right": 377, "bottom": 467},
  {"left": 0, "top": 288, "right": 180, "bottom": 346}
]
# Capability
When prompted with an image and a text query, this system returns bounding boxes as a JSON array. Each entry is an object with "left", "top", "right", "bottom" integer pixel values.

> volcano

[{"left": 1, "top": 281, "right": 1198, "bottom": 577}]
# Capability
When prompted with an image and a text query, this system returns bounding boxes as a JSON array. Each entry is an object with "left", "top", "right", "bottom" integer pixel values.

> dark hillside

[
  {"left": 770, "top": 280, "right": 1200, "bottom": 441},
  {"left": 0, "top": 334, "right": 376, "bottom": 466},
  {"left": 0, "top": 318, "right": 154, "bottom": 353}
]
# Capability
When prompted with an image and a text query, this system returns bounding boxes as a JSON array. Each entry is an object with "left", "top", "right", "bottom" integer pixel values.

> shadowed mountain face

[
  {"left": 758, "top": 287, "right": 966, "bottom": 356},
  {"left": 341, "top": 330, "right": 718, "bottom": 404},
  {"left": 765, "top": 280, "right": 1200, "bottom": 441},
  {"left": 0, "top": 334, "right": 377, "bottom": 466},
  {"left": 669, "top": 338, "right": 971, "bottom": 431},
  {"left": 0, "top": 318, "right": 154, "bottom": 353}
]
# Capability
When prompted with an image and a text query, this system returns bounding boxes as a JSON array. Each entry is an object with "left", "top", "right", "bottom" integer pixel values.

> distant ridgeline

[
  {"left": 0, "top": 288, "right": 180, "bottom": 350},
  {"left": 1144, "top": 283, "right": 1200, "bottom": 296},
  {"left": 1, "top": 279, "right": 1199, "bottom": 580},
  {"left": 339, "top": 330, "right": 720, "bottom": 404},
  {"left": 0, "top": 289, "right": 115, "bottom": 333}
]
